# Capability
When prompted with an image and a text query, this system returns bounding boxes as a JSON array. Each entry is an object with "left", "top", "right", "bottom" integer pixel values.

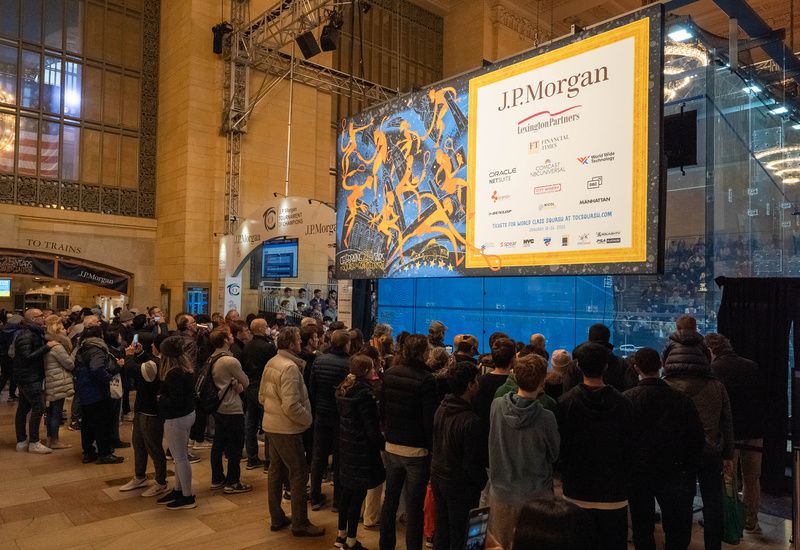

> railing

[{"left": 258, "top": 281, "right": 338, "bottom": 314}]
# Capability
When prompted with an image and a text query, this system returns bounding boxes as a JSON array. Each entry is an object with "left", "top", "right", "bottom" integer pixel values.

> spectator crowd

[{"left": 0, "top": 302, "right": 768, "bottom": 550}]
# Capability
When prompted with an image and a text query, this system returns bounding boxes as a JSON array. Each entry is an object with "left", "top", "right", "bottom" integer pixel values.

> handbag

[
  {"left": 109, "top": 373, "right": 123, "bottom": 399},
  {"left": 721, "top": 468, "right": 745, "bottom": 544}
]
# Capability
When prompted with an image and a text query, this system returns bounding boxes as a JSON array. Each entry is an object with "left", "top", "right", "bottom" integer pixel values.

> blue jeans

[
  {"left": 46, "top": 398, "right": 65, "bottom": 440},
  {"left": 379, "top": 451, "right": 431, "bottom": 550}
]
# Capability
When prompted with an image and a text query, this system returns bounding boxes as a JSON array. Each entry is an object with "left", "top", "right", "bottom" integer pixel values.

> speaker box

[
  {"left": 320, "top": 25, "right": 339, "bottom": 51},
  {"left": 295, "top": 31, "right": 321, "bottom": 59}
]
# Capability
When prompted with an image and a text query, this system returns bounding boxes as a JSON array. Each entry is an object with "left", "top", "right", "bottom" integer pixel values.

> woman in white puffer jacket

[{"left": 44, "top": 315, "right": 75, "bottom": 449}]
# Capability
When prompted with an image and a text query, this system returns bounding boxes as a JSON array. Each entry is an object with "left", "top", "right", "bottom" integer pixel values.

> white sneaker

[
  {"left": 16, "top": 440, "right": 28, "bottom": 452},
  {"left": 27, "top": 441, "right": 53, "bottom": 454},
  {"left": 119, "top": 477, "right": 149, "bottom": 492},
  {"left": 141, "top": 482, "right": 169, "bottom": 497},
  {"left": 193, "top": 440, "right": 213, "bottom": 450}
]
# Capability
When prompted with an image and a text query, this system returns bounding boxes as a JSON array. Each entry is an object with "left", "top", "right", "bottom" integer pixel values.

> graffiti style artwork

[{"left": 336, "top": 81, "right": 491, "bottom": 279}]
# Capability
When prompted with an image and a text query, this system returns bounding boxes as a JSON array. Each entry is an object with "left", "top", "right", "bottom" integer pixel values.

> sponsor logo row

[{"left": 481, "top": 231, "right": 623, "bottom": 251}]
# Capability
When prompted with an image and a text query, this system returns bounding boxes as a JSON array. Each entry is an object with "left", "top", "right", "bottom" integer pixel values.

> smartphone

[
  {"left": 445, "top": 344, "right": 453, "bottom": 354},
  {"left": 132, "top": 333, "right": 139, "bottom": 345},
  {"left": 154, "top": 316, "right": 161, "bottom": 323},
  {"left": 465, "top": 506, "right": 490, "bottom": 550}
]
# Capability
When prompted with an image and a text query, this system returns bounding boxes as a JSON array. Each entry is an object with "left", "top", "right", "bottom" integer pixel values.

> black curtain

[
  {"left": 715, "top": 277, "right": 800, "bottom": 491},
  {"left": 351, "top": 279, "right": 373, "bottom": 336}
]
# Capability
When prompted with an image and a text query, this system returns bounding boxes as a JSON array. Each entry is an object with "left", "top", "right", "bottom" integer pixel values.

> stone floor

[{"left": 0, "top": 395, "right": 792, "bottom": 549}]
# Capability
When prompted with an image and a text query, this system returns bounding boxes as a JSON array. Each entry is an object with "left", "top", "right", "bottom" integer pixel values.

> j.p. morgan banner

[
  {"left": 58, "top": 261, "right": 129, "bottom": 293},
  {"left": 335, "top": 6, "right": 663, "bottom": 278}
]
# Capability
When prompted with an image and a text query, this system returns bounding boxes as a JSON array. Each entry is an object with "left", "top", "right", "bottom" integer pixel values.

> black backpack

[{"left": 194, "top": 352, "right": 233, "bottom": 415}]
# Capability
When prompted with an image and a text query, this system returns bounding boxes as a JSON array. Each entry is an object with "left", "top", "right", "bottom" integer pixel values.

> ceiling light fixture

[{"left": 668, "top": 26, "right": 693, "bottom": 42}]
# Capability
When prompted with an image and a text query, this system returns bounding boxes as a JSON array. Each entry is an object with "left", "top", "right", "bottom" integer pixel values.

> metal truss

[{"left": 222, "top": 0, "right": 398, "bottom": 235}]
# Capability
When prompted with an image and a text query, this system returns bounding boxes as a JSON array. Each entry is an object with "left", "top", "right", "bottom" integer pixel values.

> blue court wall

[{"left": 376, "top": 276, "right": 615, "bottom": 355}]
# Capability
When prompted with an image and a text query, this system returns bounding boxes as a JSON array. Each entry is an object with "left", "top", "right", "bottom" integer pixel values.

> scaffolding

[{"left": 221, "top": 0, "right": 397, "bottom": 235}]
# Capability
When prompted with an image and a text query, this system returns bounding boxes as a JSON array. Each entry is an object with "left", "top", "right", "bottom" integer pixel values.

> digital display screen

[
  {"left": 262, "top": 239, "right": 298, "bottom": 279},
  {"left": 0, "top": 279, "right": 10, "bottom": 298}
]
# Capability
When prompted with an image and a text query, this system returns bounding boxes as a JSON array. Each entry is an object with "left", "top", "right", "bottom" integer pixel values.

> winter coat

[
  {"left": 431, "top": 394, "right": 487, "bottom": 490},
  {"left": 336, "top": 379, "right": 385, "bottom": 490},
  {"left": 309, "top": 348, "right": 350, "bottom": 421},
  {"left": 242, "top": 334, "right": 276, "bottom": 388},
  {"left": 43, "top": 334, "right": 75, "bottom": 403},
  {"left": 489, "top": 393, "right": 559, "bottom": 504},
  {"left": 259, "top": 349, "right": 312, "bottom": 435},
  {"left": 12, "top": 323, "right": 51, "bottom": 385},
  {"left": 381, "top": 358, "right": 438, "bottom": 451},
  {"left": 710, "top": 352, "right": 765, "bottom": 440},
  {"left": 624, "top": 378, "right": 705, "bottom": 476},
  {"left": 556, "top": 384, "right": 633, "bottom": 503},
  {"left": 665, "top": 373, "right": 734, "bottom": 459},
  {"left": 74, "top": 337, "right": 116, "bottom": 405},
  {"left": 663, "top": 330, "right": 712, "bottom": 375}
]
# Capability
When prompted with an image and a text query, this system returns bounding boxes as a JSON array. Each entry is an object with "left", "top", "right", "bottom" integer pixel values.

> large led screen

[{"left": 336, "top": 6, "right": 664, "bottom": 279}]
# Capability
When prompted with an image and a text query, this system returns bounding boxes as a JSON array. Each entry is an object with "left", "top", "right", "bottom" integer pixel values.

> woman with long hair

[
  {"left": 156, "top": 336, "right": 197, "bottom": 510},
  {"left": 43, "top": 315, "right": 74, "bottom": 449},
  {"left": 510, "top": 497, "right": 594, "bottom": 550},
  {"left": 335, "top": 353, "right": 386, "bottom": 550}
]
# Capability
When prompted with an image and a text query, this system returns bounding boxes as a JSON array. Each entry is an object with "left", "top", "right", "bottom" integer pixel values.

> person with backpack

[
  {"left": 156, "top": 336, "right": 198, "bottom": 510},
  {"left": 74, "top": 325, "right": 124, "bottom": 464},
  {"left": 207, "top": 326, "right": 251, "bottom": 494}
]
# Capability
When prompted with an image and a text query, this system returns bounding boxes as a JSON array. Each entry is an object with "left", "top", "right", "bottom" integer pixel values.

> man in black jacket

[
  {"left": 379, "top": 333, "right": 438, "bottom": 550},
  {"left": 624, "top": 348, "right": 704, "bottom": 550},
  {"left": 452, "top": 334, "right": 478, "bottom": 366},
  {"left": 705, "top": 333, "right": 765, "bottom": 534},
  {"left": 308, "top": 329, "right": 351, "bottom": 510},
  {"left": 14, "top": 308, "right": 57, "bottom": 454},
  {"left": 242, "top": 318, "right": 276, "bottom": 470},
  {"left": 564, "top": 324, "right": 636, "bottom": 392},
  {"left": 431, "top": 363, "right": 486, "bottom": 550},
  {"left": 556, "top": 341, "right": 633, "bottom": 550}
]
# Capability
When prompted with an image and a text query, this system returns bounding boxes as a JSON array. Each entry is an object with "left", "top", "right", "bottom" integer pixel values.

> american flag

[{"left": 0, "top": 115, "right": 59, "bottom": 179}]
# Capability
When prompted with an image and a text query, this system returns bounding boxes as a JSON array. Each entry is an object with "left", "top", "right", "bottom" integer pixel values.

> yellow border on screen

[{"left": 466, "top": 17, "right": 651, "bottom": 269}]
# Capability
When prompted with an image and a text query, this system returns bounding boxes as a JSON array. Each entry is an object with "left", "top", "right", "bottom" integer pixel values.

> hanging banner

[
  {"left": 0, "top": 254, "right": 55, "bottom": 277},
  {"left": 224, "top": 275, "right": 243, "bottom": 315},
  {"left": 335, "top": 6, "right": 664, "bottom": 278},
  {"left": 57, "top": 261, "right": 129, "bottom": 293}
]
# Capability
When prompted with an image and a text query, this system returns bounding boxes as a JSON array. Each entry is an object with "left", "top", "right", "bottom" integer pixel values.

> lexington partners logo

[
  {"left": 488, "top": 167, "right": 517, "bottom": 184},
  {"left": 529, "top": 134, "right": 570, "bottom": 155},
  {"left": 517, "top": 106, "right": 582, "bottom": 135},
  {"left": 577, "top": 151, "right": 616, "bottom": 165},
  {"left": 491, "top": 190, "right": 511, "bottom": 202},
  {"left": 530, "top": 159, "right": 565, "bottom": 178}
]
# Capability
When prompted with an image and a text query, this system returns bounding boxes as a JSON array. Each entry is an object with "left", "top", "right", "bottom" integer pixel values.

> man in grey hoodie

[{"left": 487, "top": 353, "right": 560, "bottom": 549}]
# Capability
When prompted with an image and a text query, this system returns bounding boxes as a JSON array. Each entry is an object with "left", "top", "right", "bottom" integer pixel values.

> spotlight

[
  {"left": 358, "top": 0, "right": 371, "bottom": 14},
  {"left": 320, "top": 10, "right": 343, "bottom": 51},
  {"left": 295, "top": 30, "right": 321, "bottom": 59},
  {"left": 668, "top": 26, "right": 693, "bottom": 42},
  {"left": 770, "top": 106, "right": 789, "bottom": 115},
  {"left": 212, "top": 22, "right": 232, "bottom": 55}
]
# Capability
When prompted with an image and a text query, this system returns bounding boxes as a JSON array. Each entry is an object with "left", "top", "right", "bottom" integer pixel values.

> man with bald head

[
  {"left": 14, "top": 309, "right": 59, "bottom": 453},
  {"left": 242, "top": 317, "right": 277, "bottom": 469}
]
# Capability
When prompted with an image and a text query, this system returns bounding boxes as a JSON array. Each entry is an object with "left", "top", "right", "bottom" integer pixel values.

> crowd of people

[{"left": 0, "top": 303, "right": 767, "bottom": 549}]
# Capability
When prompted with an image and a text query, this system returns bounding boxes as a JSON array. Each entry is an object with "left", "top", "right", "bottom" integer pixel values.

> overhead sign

[
  {"left": 335, "top": 6, "right": 663, "bottom": 279},
  {"left": 0, "top": 254, "right": 55, "bottom": 277},
  {"left": 57, "top": 261, "right": 129, "bottom": 293}
]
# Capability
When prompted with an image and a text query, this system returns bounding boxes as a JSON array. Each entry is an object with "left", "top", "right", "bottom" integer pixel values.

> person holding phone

[{"left": 431, "top": 363, "right": 486, "bottom": 550}]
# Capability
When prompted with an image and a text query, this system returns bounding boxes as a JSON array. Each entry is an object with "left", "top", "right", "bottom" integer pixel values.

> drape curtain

[
  {"left": 351, "top": 279, "right": 374, "bottom": 337},
  {"left": 715, "top": 277, "right": 800, "bottom": 491}
]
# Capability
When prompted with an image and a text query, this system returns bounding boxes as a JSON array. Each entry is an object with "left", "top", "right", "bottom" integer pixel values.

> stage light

[
  {"left": 212, "top": 22, "right": 232, "bottom": 54},
  {"left": 295, "top": 30, "right": 321, "bottom": 59},
  {"left": 358, "top": 0, "right": 371, "bottom": 14},
  {"left": 320, "top": 10, "right": 344, "bottom": 51},
  {"left": 770, "top": 106, "right": 789, "bottom": 115},
  {"left": 742, "top": 84, "right": 761, "bottom": 94},
  {"left": 668, "top": 26, "right": 693, "bottom": 42}
]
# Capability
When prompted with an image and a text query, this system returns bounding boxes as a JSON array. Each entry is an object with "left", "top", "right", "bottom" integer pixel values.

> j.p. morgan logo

[
  {"left": 263, "top": 206, "right": 304, "bottom": 231},
  {"left": 226, "top": 283, "right": 241, "bottom": 296},
  {"left": 530, "top": 160, "right": 565, "bottom": 178}
]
